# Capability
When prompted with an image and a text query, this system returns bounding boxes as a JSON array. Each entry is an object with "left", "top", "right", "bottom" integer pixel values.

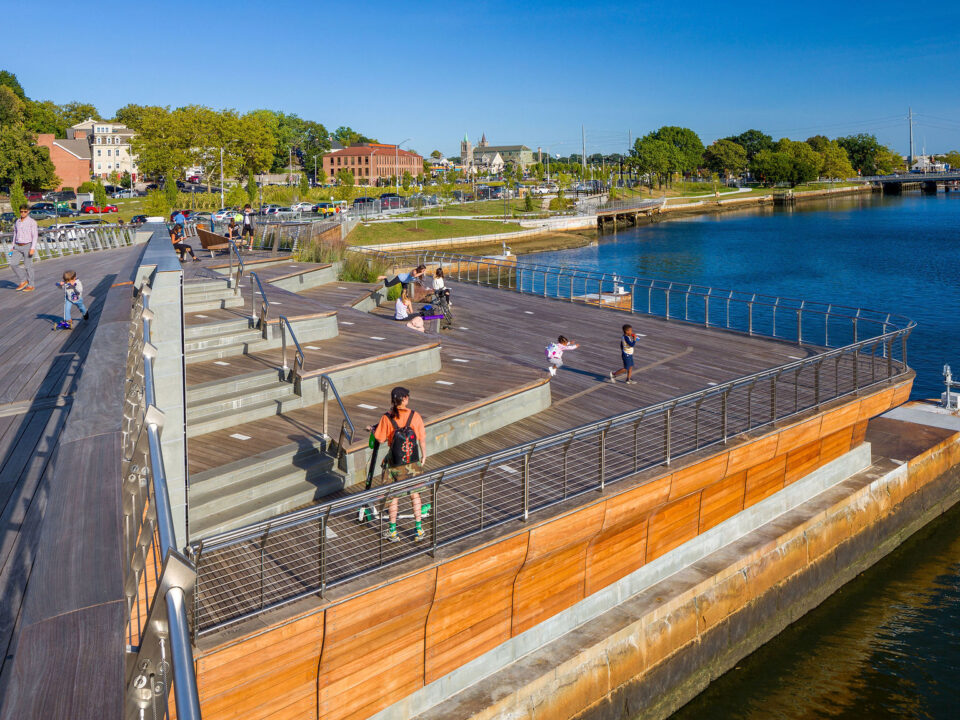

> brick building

[
  {"left": 35, "top": 134, "right": 91, "bottom": 190},
  {"left": 322, "top": 143, "right": 423, "bottom": 186}
]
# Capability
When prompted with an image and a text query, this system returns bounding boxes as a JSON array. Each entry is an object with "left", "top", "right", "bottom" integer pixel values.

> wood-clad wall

[{"left": 194, "top": 380, "right": 909, "bottom": 720}]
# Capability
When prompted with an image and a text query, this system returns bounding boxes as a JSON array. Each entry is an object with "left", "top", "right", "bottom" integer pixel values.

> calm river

[{"left": 529, "top": 191, "right": 960, "bottom": 719}]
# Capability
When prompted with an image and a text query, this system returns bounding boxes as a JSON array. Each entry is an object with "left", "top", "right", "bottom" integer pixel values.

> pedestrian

[
  {"left": 225, "top": 218, "right": 240, "bottom": 242},
  {"left": 56, "top": 270, "right": 89, "bottom": 329},
  {"left": 170, "top": 223, "right": 200, "bottom": 262},
  {"left": 378, "top": 264, "right": 427, "bottom": 289},
  {"left": 10, "top": 204, "right": 37, "bottom": 292},
  {"left": 372, "top": 387, "right": 428, "bottom": 543},
  {"left": 544, "top": 335, "right": 579, "bottom": 376},
  {"left": 608, "top": 324, "right": 638, "bottom": 384},
  {"left": 241, "top": 203, "right": 256, "bottom": 251},
  {"left": 172, "top": 209, "right": 187, "bottom": 229}
]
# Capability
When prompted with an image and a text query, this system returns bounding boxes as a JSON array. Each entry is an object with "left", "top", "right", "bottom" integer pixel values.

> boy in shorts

[{"left": 608, "top": 324, "right": 638, "bottom": 384}]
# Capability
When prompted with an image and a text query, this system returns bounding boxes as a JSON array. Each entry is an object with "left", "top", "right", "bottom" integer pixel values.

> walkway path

[{"left": 0, "top": 246, "right": 141, "bottom": 698}]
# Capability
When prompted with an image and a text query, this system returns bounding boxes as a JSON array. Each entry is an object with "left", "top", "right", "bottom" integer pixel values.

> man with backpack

[{"left": 372, "top": 387, "right": 428, "bottom": 542}]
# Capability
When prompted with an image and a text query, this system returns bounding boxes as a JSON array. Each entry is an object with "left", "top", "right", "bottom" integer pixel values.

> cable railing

[
  {"left": 0, "top": 224, "right": 134, "bottom": 266},
  {"left": 188, "top": 251, "right": 914, "bottom": 635},
  {"left": 122, "top": 281, "right": 200, "bottom": 719}
]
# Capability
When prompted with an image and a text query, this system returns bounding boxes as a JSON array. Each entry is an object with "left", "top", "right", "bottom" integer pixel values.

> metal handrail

[
  {"left": 124, "top": 288, "right": 201, "bottom": 719},
  {"left": 278, "top": 314, "right": 304, "bottom": 376},
  {"left": 250, "top": 271, "right": 269, "bottom": 328},
  {"left": 318, "top": 372, "right": 357, "bottom": 447},
  {"left": 227, "top": 239, "right": 245, "bottom": 294}
]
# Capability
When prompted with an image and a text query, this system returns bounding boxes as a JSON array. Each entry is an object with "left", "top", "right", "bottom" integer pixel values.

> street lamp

[
  {"left": 313, "top": 155, "right": 318, "bottom": 187},
  {"left": 396, "top": 138, "right": 411, "bottom": 194},
  {"left": 220, "top": 147, "right": 224, "bottom": 208}
]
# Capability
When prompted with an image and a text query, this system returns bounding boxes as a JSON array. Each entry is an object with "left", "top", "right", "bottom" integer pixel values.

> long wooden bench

[{"left": 196, "top": 227, "right": 232, "bottom": 258}]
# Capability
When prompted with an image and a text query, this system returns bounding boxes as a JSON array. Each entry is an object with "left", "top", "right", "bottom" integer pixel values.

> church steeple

[{"left": 480, "top": 132, "right": 487, "bottom": 147}]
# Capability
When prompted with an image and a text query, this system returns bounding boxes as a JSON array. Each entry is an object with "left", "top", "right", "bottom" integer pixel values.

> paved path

[{"left": 0, "top": 246, "right": 140, "bottom": 697}]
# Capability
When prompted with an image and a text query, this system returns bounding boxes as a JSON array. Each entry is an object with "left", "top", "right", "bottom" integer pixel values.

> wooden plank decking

[{"left": 0, "top": 246, "right": 141, "bottom": 710}]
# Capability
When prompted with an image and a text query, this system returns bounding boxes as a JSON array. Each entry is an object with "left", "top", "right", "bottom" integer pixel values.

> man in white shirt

[{"left": 11, "top": 204, "right": 38, "bottom": 291}]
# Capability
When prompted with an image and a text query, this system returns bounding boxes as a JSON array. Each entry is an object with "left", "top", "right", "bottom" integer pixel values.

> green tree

[
  {"left": 703, "top": 139, "right": 747, "bottom": 178},
  {"left": 316, "top": 168, "right": 327, "bottom": 186},
  {"left": 936, "top": 151, "right": 960, "bottom": 169},
  {"left": 875, "top": 146, "right": 905, "bottom": 175},
  {"left": 57, "top": 101, "right": 101, "bottom": 127},
  {"left": 836, "top": 134, "right": 884, "bottom": 175},
  {"left": 225, "top": 183, "right": 247, "bottom": 207},
  {"left": 0, "top": 86, "right": 25, "bottom": 126},
  {"left": 130, "top": 106, "right": 192, "bottom": 179},
  {"left": 299, "top": 172, "right": 309, "bottom": 195},
  {"left": 24, "top": 99, "right": 62, "bottom": 135},
  {"left": 247, "top": 170, "right": 258, "bottom": 205},
  {"left": 235, "top": 112, "right": 276, "bottom": 176},
  {"left": 332, "top": 126, "right": 375, "bottom": 147},
  {"left": 164, "top": 177, "right": 178, "bottom": 207},
  {"left": 722, "top": 129, "right": 774, "bottom": 160},
  {"left": 776, "top": 139, "right": 821, "bottom": 184},
  {"left": 750, "top": 150, "right": 795, "bottom": 185},
  {"left": 113, "top": 103, "right": 164, "bottom": 131},
  {"left": 651, "top": 126, "right": 704, "bottom": 174},
  {"left": 632, "top": 136, "right": 674, "bottom": 188},
  {"left": 0, "top": 125, "right": 58, "bottom": 188},
  {"left": 524, "top": 193, "right": 534, "bottom": 212},
  {"left": 143, "top": 189, "right": 170, "bottom": 216},
  {"left": 805, "top": 135, "right": 830, "bottom": 153},
  {"left": 0, "top": 70, "right": 25, "bottom": 100},
  {"left": 10, "top": 176, "right": 26, "bottom": 212},
  {"left": 333, "top": 169, "right": 355, "bottom": 202},
  {"left": 430, "top": 150, "right": 442, "bottom": 160},
  {"left": 94, "top": 179, "right": 108, "bottom": 207},
  {"left": 120, "top": 171, "right": 132, "bottom": 189},
  {"left": 820, "top": 141, "right": 855, "bottom": 179},
  {"left": 401, "top": 170, "right": 413, "bottom": 191},
  {"left": 108, "top": 170, "right": 120, "bottom": 185}
]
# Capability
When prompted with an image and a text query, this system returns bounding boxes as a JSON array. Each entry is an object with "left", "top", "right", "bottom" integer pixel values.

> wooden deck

[{"left": 0, "top": 246, "right": 141, "bottom": 706}]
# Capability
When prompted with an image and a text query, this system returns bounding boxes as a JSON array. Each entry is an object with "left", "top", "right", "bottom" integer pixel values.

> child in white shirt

[{"left": 544, "top": 335, "right": 578, "bottom": 376}]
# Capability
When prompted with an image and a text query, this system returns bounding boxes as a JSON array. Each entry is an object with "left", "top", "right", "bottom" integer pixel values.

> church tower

[
  {"left": 460, "top": 132, "right": 473, "bottom": 170},
  {"left": 479, "top": 132, "right": 488, "bottom": 149}
]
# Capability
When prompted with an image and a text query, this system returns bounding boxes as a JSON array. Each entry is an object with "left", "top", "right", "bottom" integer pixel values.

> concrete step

[
  {"left": 207, "top": 257, "right": 293, "bottom": 275},
  {"left": 267, "top": 264, "right": 338, "bottom": 293},
  {"left": 184, "top": 317, "right": 252, "bottom": 340},
  {"left": 183, "top": 295, "right": 246, "bottom": 313},
  {"left": 183, "top": 314, "right": 339, "bottom": 364},
  {"left": 184, "top": 328, "right": 263, "bottom": 353},
  {"left": 187, "top": 394, "right": 307, "bottom": 437},
  {"left": 191, "top": 439, "right": 328, "bottom": 486},
  {"left": 189, "top": 450, "right": 343, "bottom": 540},
  {"left": 187, "top": 369, "right": 285, "bottom": 403},
  {"left": 183, "top": 278, "right": 232, "bottom": 294},
  {"left": 186, "top": 380, "right": 296, "bottom": 422}
]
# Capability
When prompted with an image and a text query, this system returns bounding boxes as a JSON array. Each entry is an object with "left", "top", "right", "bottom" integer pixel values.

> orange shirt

[{"left": 373, "top": 407, "right": 426, "bottom": 447}]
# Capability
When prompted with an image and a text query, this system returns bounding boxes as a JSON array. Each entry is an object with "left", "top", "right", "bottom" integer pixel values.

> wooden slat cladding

[
  {"left": 194, "top": 381, "right": 909, "bottom": 720},
  {"left": 318, "top": 570, "right": 437, "bottom": 720}
]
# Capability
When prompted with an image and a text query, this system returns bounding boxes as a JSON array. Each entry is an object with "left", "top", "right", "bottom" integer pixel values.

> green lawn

[
  {"left": 348, "top": 218, "right": 523, "bottom": 246},
  {"left": 409, "top": 199, "right": 540, "bottom": 217}
]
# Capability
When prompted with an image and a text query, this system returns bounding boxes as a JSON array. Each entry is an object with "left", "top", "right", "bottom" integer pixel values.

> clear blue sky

[{"left": 5, "top": 1, "right": 959, "bottom": 157}]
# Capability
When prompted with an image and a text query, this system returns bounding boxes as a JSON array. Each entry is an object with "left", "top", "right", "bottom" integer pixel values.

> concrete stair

[
  {"left": 189, "top": 442, "right": 344, "bottom": 539},
  {"left": 183, "top": 282, "right": 245, "bottom": 312},
  {"left": 183, "top": 314, "right": 339, "bottom": 364}
]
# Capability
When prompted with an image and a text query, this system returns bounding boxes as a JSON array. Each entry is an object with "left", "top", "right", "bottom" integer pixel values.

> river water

[{"left": 528, "top": 192, "right": 960, "bottom": 718}]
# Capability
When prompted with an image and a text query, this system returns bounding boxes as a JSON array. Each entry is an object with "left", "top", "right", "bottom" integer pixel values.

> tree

[
  {"left": 820, "top": 141, "right": 855, "bottom": 179},
  {"left": 57, "top": 101, "right": 101, "bottom": 128},
  {"left": 0, "top": 70, "right": 25, "bottom": 100},
  {"left": 225, "top": 183, "right": 247, "bottom": 207},
  {"left": 247, "top": 170, "right": 258, "bottom": 205},
  {"left": 24, "top": 99, "right": 62, "bottom": 135},
  {"left": 332, "top": 126, "right": 375, "bottom": 147},
  {"left": 316, "top": 168, "right": 327, "bottom": 186},
  {"left": 0, "top": 124, "right": 58, "bottom": 188},
  {"left": 430, "top": 150, "right": 442, "bottom": 160},
  {"left": 722, "top": 129, "right": 774, "bottom": 161},
  {"left": 130, "top": 106, "right": 192, "bottom": 179},
  {"left": 776, "top": 139, "right": 820, "bottom": 184},
  {"left": 164, "top": 177, "right": 178, "bottom": 207},
  {"left": 235, "top": 112, "right": 275, "bottom": 176},
  {"left": 401, "top": 170, "right": 413, "bottom": 191},
  {"left": 120, "top": 171, "right": 132, "bottom": 189},
  {"left": 805, "top": 135, "right": 830, "bottom": 153},
  {"left": 94, "top": 180, "right": 108, "bottom": 207},
  {"left": 836, "top": 134, "right": 884, "bottom": 175},
  {"left": 750, "top": 150, "right": 795, "bottom": 185},
  {"left": 936, "top": 151, "right": 960, "bottom": 169},
  {"left": 875, "top": 146, "right": 905, "bottom": 175},
  {"left": 299, "top": 172, "right": 309, "bottom": 195},
  {"left": 113, "top": 103, "right": 163, "bottom": 131},
  {"left": 632, "top": 136, "right": 674, "bottom": 188},
  {"left": 10, "top": 176, "right": 26, "bottom": 212},
  {"left": 651, "top": 126, "right": 704, "bottom": 174},
  {"left": 333, "top": 169, "right": 354, "bottom": 202},
  {"left": 108, "top": 170, "right": 120, "bottom": 185},
  {"left": 0, "top": 86, "right": 25, "bottom": 126},
  {"left": 143, "top": 190, "right": 170, "bottom": 216},
  {"left": 703, "top": 139, "right": 747, "bottom": 178}
]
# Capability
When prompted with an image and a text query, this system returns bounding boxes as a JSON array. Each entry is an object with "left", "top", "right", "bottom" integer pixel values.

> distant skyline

[{"left": 5, "top": 0, "right": 959, "bottom": 158}]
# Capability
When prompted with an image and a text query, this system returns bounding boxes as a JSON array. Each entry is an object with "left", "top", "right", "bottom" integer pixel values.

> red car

[
  {"left": 80, "top": 201, "right": 118, "bottom": 214},
  {"left": 187, "top": 175, "right": 200, "bottom": 184}
]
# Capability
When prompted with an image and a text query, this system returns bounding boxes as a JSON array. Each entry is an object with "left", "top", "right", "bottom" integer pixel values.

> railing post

[
  {"left": 704, "top": 294, "right": 709, "bottom": 326},
  {"left": 664, "top": 408, "right": 672, "bottom": 466},
  {"left": 281, "top": 320, "right": 289, "bottom": 372},
  {"left": 322, "top": 378, "right": 329, "bottom": 438},
  {"left": 770, "top": 374, "right": 777, "bottom": 420},
  {"left": 748, "top": 300, "right": 754, "bottom": 335},
  {"left": 522, "top": 453, "right": 530, "bottom": 520},
  {"left": 431, "top": 481, "right": 440, "bottom": 556},
  {"left": 598, "top": 427, "right": 606, "bottom": 492},
  {"left": 814, "top": 360, "right": 822, "bottom": 408},
  {"left": 796, "top": 308, "right": 803, "bottom": 344},
  {"left": 722, "top": 391, "right": 728, "bottom": 443}
]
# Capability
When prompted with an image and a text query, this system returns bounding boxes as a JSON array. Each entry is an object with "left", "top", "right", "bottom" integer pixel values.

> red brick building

[
  {"left": 36, "top": 133, "right": 91, "bottom": 190},
  {"left": 322, "top": 143, "right": 423, "bottom": 186}
]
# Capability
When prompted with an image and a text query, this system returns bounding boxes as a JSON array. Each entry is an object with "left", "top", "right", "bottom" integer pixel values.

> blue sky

[{"left": 4, "top": 1, "right": 959, "bottom": 157}]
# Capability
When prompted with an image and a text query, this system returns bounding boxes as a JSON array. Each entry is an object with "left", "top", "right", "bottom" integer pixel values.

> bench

[{"left": 196, "top": 227, "right": 232, "bottom": 258}]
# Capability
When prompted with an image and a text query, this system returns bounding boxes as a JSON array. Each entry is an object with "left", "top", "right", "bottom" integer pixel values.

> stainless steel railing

[
  {"left": 278, "top": 314, "right": 304, "bottom": 376},
  {"left": 318, "top": 372, "right": 357, "bottom": 471},
  {"left": 122, "top": 282, "right": 201, "bottom": 719},
  {"left": 188, "top": 251, "right": 913, "bottom": 635},
  {"left": 227, "top": 239, "right": 245, "bottom": 294},
  {"left": 0, "top": 225, "right": 134, "bottom": 266},
  {"left": 250, "top": 271, "right": 269, "bottom": 328}
]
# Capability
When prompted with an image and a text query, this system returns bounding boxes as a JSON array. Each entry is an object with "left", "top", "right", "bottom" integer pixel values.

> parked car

[
  {"left": 29, "top": 209, "right": 55, "bottom": 220},
  {"left": 291, "top": 202, "right": 314, "bottom": 212},
  {"left": 25, "top": 191, "right": 43, "bottom": 201},
  {"left": 56, "top": 207, "right": 80, "bottom": 217},
  {"left": 258, "top": 204, "right": 282, "bottom": 216},
  {"left": 212, "top": 208, "right": 239, "bottom": 222},
  {"left": 130, "top": 215, "right": 148, "bottom": 226},
  {"left": 30, "top": 202, "right": 57, "bottom": 212},
  {"left": 313, "top": 202, "right": 337, "bottom": 216},
  {"left": 187, "top": 175, "right": 200, "bottom": 184},
  {"left": 80, "top": 201, "right": 118, "bottom": 214},
  {"left": 0, "top": 212, "right": 14, "bottom": 224},
  {"left": 352, "top": 197, "right": 376, "bottom": 207},
  {"left": 112, "top": 189, "right": 137, "bottom": 199},
  {"left": 74, "top": 218, "right": 107, "bottom": 226}
]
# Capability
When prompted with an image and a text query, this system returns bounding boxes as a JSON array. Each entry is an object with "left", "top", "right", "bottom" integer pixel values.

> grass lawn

[
  {"left": 409, "top": 199, "right": 539, "bottom": 217},
  {"left": 348, "top": 218, "right": 523, "bottom": 245}
]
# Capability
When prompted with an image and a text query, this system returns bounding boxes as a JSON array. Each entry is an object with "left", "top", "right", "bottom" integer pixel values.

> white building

[
  {"left": 910, "top": 154, "right": 947, "bottom": 173},
  {"left": 66, "top": 119, "right": 140, "bottom": 181}
]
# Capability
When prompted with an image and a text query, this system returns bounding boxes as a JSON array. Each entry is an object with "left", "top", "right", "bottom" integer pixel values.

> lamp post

[
  {"left": 313, "top": 156, "right": 318, "bottom": 187},
  {"left": 220, "top": 148, "right": 224, "bottom": 208},
  {"left": 396, "top": 138, "right": 411, "bottom": 194}
]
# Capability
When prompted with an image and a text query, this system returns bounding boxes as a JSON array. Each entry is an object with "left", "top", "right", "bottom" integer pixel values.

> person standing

[
  {"left": 241, "top": 204, "right": 256, "bottom": 251},
  {"left": 608, "top": 324, "right": 638, "bottom": 384},
  {"left": 11, "top": 204, "right": 37, "bottom": 291},
  {"left": 56, "top": 269, "right": 89, "bottom": 328},
  {"left": 373, "top": 387, "right": 428, "bottom": 542}
]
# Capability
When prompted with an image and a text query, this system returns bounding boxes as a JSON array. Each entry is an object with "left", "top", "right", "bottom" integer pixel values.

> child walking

[
  {"left": 56, "top": 270, "right": 88, "bottom": 329},
  {"left": 545, "top": 335, "right": 579, "bottom": 376},
  {"left": 608, "top": 324, "right": 638, "bottom": 384}
]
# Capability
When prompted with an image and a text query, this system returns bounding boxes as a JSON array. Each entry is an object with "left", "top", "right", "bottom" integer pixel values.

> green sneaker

[{"left": 420, "top": 503, "right": 432, "bottom": 518}]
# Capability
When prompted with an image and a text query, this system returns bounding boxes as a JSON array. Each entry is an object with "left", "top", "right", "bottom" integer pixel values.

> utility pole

[
  {"left": 908, "top": 107, "right": 915, "bottom": 168},
  {"left": 219, "top": 148, "right": 224, "bottom": 208},
  {"left": 581, "top": 124, "right": 586, "bottom": 171},
  {"left": 288, "top": 147, "right": 293, "bottom": 188}
]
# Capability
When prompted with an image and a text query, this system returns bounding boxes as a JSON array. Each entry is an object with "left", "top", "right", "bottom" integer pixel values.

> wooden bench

[{"left": 196, "top": 227, "right": 232, "bottom": 258}]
